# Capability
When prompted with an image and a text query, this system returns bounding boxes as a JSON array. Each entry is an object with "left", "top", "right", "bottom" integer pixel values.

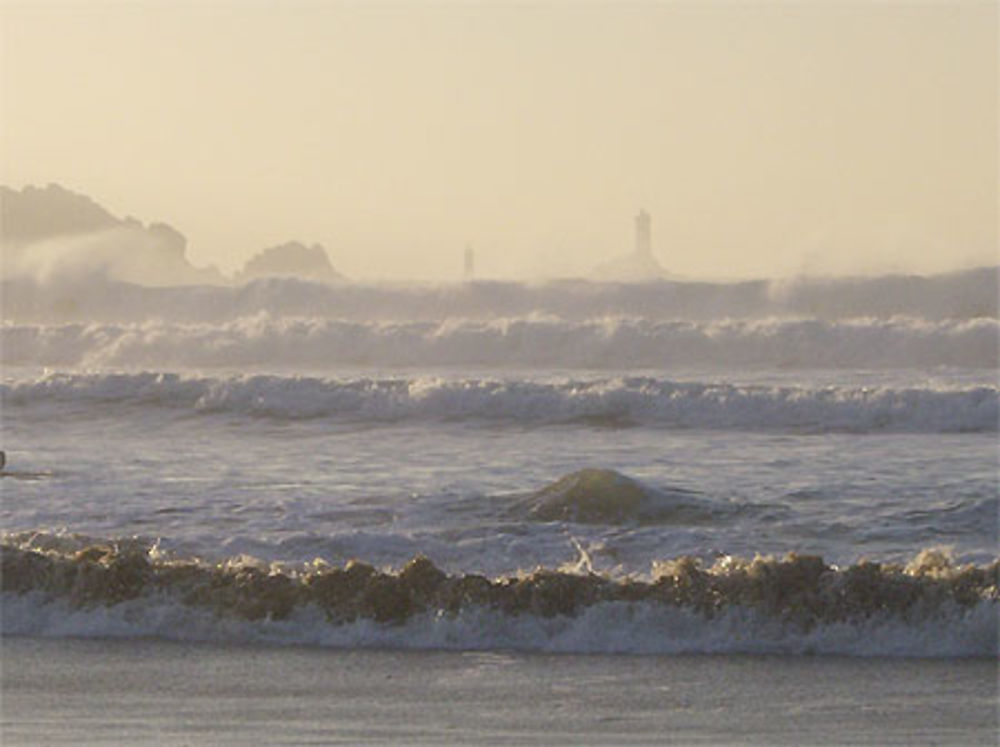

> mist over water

[{"left": 3, "top": 265, "right": 995, "bottom": 324}]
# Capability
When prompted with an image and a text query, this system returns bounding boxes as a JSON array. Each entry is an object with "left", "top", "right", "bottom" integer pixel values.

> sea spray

[{"left": 4, "top": 267, "right": 995, "bottom": 324}]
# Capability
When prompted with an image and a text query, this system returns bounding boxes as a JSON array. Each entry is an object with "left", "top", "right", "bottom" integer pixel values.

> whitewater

[{"left": 1, "top": 268, "right": 997, "bottom": 657}]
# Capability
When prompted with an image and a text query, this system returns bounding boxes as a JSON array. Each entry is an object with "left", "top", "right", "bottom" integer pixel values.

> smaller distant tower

[
  {"left": 463, "top": 245, "right": 475, "bottom": 280},
  {"left": 635, "top": 209, "right": 651, "bottom": 257}
]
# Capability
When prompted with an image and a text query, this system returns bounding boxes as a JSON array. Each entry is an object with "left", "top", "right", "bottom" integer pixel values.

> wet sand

[{"left": 2, "top": 636, "right": 996, "bottom": 745}]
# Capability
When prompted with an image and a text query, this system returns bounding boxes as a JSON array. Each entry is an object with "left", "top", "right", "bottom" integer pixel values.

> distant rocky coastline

[{"left": 0, "top": 183, "right": 346, "bottom": 285}]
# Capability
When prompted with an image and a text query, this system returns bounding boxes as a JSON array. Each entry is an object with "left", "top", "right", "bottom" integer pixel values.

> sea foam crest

[
  {"left": 2, "top": 540, "right": 996, "bottom": 657},
  {"left": 3, "top": 315, "right": 996, "bottom": 368},
  {"left": 3, "top": 372, "right": 996, "bottom": 432}
]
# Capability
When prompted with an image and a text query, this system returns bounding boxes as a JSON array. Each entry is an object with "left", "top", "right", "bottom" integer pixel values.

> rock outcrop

[
  {"left": 238, "top": 241, "right": 345, "bottom": 283},
  {"left": 1, "top": 183, "right": 221, "bottom": 285}
]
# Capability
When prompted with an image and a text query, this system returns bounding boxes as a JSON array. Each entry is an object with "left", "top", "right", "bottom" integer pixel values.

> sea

[{"left": 2, "top": 267, "right": 997, "bottom": 658}]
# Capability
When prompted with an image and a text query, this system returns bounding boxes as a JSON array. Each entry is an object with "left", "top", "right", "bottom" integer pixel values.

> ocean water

[{"left": 2, "top": 268, "right": 997, "bottom": 657}]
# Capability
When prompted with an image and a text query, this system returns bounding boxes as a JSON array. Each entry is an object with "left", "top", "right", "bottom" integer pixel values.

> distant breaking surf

[
  {"left": 3, "top": 266, "right": 996, "bottom": 324},
  {"left": 2, "top": 372, "right": 995, "bottom": 433},
  {"left": 3, "top": 315, "right": 996, "bottom": 369}
]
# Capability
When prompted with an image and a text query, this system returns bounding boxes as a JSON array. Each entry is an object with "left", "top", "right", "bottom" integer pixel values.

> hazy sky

[{"left": 2, "top": 1, "right": 996, "bottom": 280}]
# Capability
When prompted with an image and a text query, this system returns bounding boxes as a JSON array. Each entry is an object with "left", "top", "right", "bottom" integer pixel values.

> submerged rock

[{"left": 519, "top": 468, "right": 717, "bottom": 525}]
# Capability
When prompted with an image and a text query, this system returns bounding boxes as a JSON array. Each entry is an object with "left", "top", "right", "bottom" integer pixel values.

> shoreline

[{"left": 3, "top": 635, "right": 997, "bottom": 745}]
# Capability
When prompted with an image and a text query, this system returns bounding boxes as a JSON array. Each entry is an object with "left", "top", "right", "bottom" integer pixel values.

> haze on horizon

[{"left": 2, "top": 1, "right": 996, "bottom": 282}]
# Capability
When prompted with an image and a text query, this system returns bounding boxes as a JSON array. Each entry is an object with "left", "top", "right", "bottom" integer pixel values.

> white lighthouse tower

[
  {"left": 589, "top": 208, "right": 667, "bottom": 281},
  {"left": 635, "top": 209, "right": 652, "bottom": 257},
  {"left": 463, "top": 245, "right": 475, "bottom": 280}
]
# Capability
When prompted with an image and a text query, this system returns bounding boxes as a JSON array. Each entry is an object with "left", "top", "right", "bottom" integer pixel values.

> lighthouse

[
  {"left": 588, "top": 209, "right": 667, "bottom": 281},
  {"left": 635, "top": 209, "right": 652, "bottom": 257},
  {"left": 463, "top": 245, "right": 475, "bottom": 280}
]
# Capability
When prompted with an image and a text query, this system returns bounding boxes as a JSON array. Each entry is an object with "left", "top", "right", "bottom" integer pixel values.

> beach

[{"left": 3, "top": 636, "right": 996, "bottom": 745}]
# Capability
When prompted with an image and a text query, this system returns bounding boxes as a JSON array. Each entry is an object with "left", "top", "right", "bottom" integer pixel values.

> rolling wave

[
  {"left": 3, "top": 266, "right": 995, "bottom": 324},
  {"left": 3, "top": 315, "right": 996, "bottom": 369},
  {"left": 2, "top": 538, "right": 996, "bottom": 656},
  {"left": 3, "top": 372, "right": 996, "bottom": 432}
]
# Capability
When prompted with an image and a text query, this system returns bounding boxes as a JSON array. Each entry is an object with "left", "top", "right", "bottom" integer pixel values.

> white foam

[{"left": 3, "top": 592, "right": 994, "bottom": 658}]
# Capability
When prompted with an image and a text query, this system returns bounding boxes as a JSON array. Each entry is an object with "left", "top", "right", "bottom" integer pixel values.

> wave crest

[
  {"left": 2, "top": 539, "right": 996, "bottom": 656},
  {"left": 3, "top": 315, "right": 996, "bottom": 369},
  {"left": 3, "top": 372, "right": 995, "bottom": 433}
]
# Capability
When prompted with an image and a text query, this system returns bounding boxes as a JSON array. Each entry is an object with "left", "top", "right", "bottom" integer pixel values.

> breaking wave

[
  {"left": 3, "top": 266, "right": 996, "bottom": 324},
  {"left": 2, "top": 536, "right": 996, "bottom": 657},
  {"left": 3, "top": 371, "right": 995, "bottom": 432},
  {"left": 3, "top": 315, "right": 997, "bottom": 369}
]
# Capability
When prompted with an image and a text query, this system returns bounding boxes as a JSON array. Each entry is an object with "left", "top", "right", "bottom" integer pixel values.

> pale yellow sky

[{"left": 2, "top": 1, "right": 996, "bottom": 280}]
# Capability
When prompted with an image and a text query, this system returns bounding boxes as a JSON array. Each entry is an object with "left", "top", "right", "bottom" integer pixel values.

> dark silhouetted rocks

[
  {"left": 238, "top": 241, "right": 345, "bottom": 283},
  {"left": 1, "top": 184, "right": 119, "bottom": 243},
  {"left": 1, "top": 183, "right": 221, "bottom": 285}
]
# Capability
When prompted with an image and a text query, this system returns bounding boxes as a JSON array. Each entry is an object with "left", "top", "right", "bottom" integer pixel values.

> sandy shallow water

[{"left": 2, "top": 636, "right": 996, "bottom": 745}]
